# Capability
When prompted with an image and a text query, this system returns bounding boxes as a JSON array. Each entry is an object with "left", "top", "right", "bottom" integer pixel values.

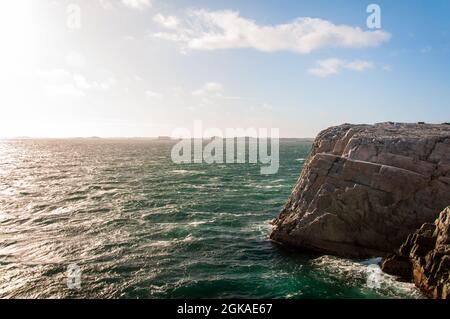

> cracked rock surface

[
  {"left": 270, "top": 122, "right": 450, "bottom": 258},
  {"left": 381, "top": 207, "right": 450, "bottom": 299}
]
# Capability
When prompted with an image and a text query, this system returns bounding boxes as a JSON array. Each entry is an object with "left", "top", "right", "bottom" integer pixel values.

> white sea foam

[
  {"left": 171, "top": 169, "right": 205, "bottom": 175},
  {"left": 186, "top": 221, "right": 208, "bottom": 227},
  {"left": 144, "top": 234, "right": 197, "bottom": 248},
  {"left": 171, "top": 169, "right": 191, "bottom": 174},
  {"left": 246, "top": 219, "right": 273, "bottom": 238},
  {"left": 311, "top": 255, "right": 424, "bottom": 298},
  {"left": 255, "top": 184, "right": 283, "bottom": 189}
]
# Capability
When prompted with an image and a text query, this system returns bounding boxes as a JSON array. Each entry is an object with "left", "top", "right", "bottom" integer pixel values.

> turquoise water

[{"left": 0, "top": 139, "right": 422, "bottom": 298}]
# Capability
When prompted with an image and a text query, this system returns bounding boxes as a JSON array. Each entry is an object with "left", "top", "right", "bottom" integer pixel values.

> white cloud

[
  {"left": 154, "top": 9, "right": 391, "bottom": 54},
  {"left": 308, "top": 58, "right": 373, "bottom": 77},
  {"left": 39, "top": 68, "right": 117, "bottom": 99},
  {"left": 153, "top": 13, "right": 179, "bottom": 29},
  {"left": 73, "top": 73, "right": 92, "bottom": 89},
  {"left": 308, "top": 59, "right": 344, "bottom": 77},
  {"left": 192, "top": 82, "right": 224, "bottom": 96},
  {"left": 345, "top": 60, "right": 373, "bottom": 71},
  {"left": 191, "top": 82, "right": 242, "bottom": 104},
  {"left": 98, "top": 75, "right": 117, "bottom": 90},
  {"left": 249, "top": 103, "right": 273, "bottom": 112},
  {"left": 98, "top": 0, "right": 113, "bottom": 10},
  {"left": 145, "top": 90, "right": 163, "bottom": 99},
  {"left": 72, "top": 73, "right": 116, "bottom": 91},
  {"left": 122, "top": 0, "right": 151, "bottom": 9}
]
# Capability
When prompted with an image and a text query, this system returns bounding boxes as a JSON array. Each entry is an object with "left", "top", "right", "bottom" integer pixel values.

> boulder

[
  {"left": 380, "top": 207, "right": 450, "bottom": 299},
  {"left": 270, "top": 122, "right": 450, "bottom": 258}
]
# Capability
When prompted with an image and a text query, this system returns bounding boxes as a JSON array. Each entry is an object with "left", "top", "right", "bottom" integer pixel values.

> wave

[
  {"left": 142, "top": 234, "right": 197, "bottom": 248},
  {"left": 311, "top": 255, "right": 423, "bottom": 298}
]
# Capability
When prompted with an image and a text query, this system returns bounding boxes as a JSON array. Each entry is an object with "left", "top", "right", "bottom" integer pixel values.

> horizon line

[{"left": 0, "top": 136, "right": 316, "bottom": 140}]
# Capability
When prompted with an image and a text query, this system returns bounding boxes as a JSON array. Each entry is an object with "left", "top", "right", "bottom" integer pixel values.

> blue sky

[{"left": 0, "top": 0, "right": 449, "bottom": 137}]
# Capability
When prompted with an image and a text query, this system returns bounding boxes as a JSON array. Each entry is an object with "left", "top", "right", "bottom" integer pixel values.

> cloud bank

[{"left": 154, "top": 10, "right": 391, "bottom": 54}]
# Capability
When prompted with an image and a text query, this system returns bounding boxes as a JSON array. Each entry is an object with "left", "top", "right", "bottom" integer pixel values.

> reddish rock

[{"left": 380, "top": 255, "right": 412, "bottom": 280}]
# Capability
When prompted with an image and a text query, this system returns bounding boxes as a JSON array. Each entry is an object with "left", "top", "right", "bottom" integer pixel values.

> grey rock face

[{"left": 270, "top": 122, "right": 450, "bottom": 258}]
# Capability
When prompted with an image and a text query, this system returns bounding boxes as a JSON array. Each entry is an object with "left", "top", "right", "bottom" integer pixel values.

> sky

[{"left": 0, "top": 0, "right": 449, "bottom": 138}]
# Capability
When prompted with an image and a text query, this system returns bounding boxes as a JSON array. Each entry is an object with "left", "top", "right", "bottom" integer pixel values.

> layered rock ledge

[
  {"left": 380, "top": 207, "right": 449, "bottom": 299},
  {"left": 270, "top": 122, "right": 450, "bottom": 258}
]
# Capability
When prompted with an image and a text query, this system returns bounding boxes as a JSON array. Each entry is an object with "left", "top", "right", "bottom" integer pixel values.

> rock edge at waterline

[{"left": 381, "top": 207, "right": 450, "bottom": 299}]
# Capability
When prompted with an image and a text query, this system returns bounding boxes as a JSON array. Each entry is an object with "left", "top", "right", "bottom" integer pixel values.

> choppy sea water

[{"left": 0, "top": 139, "right": 422, "bottom": 298}]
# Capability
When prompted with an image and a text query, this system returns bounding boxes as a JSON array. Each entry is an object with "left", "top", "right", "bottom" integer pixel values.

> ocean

[{"left": 0, "top": 139, "right": 422, "bottom": 298}]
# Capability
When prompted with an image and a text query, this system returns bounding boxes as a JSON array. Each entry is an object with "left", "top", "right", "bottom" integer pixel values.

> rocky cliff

[
  {"left": 380, "top": 207, "right": 449, "bottom": 299},
  {"left": 270, "top": 122, "right": 450, "bottom": 258}
]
